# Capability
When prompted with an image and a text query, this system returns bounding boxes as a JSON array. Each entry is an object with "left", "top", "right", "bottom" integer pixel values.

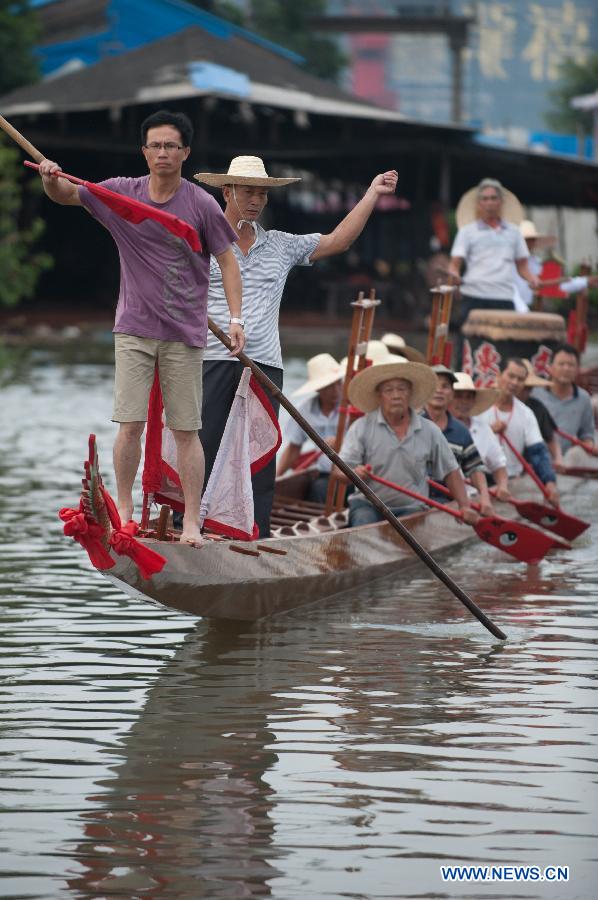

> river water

[{"left": 1, "top": 351, "right": 597, "bottom": 899}]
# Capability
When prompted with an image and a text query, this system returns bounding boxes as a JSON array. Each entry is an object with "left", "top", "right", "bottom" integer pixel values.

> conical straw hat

[
  {"left": 195, "top": 155, "right": 300, "bottom": 187},
  {"left": 456, "top": 178, "right": 523, "bottom": 228},
  {"left": 348, "top": 358, "right": 438, "bottom": 413}
]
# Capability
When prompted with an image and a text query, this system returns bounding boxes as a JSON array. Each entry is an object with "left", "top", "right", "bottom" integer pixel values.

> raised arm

[
  {"left": 38, "top": 159, "right": 81, "bottom": 206},
  {"left": 310, "top": 170, "right": 398, "bottom": 261}
]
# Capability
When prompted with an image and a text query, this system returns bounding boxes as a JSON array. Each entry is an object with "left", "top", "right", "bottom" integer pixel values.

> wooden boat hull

[
  {"left": 104, "top": 507, "right": 471, "bottom": 620},
  {"left": 102, "top": 474, "right": 589, "bottom": 621}
]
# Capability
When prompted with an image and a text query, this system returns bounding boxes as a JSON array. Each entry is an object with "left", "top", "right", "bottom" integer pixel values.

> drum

[{"left": 461, "top": 310, "right": 566, "bottom": 386}]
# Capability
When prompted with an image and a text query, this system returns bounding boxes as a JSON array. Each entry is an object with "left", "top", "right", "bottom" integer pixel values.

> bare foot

[
  {"left": 180, "top": 520, "right": 205, "bottom": 547},
  {"left": 117, "top": 504, "right": 134, "bottom": 525}
]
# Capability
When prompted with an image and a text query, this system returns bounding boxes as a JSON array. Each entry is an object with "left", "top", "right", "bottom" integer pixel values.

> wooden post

[
  {"left": 427, "top": 284, "right": 455, "bottom": 365},
  {"left": 324, "top": 290, "right": 380, "bottom": 514}
]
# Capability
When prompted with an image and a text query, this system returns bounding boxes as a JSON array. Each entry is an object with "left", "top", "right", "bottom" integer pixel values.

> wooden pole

[
  {"left": 209, "top": 317, "right": 507, "bottom": 641},
  {"left": 0, "top": 114, "right": 44, "bottom": 163},
  {"left": 332, "top": 288, "right": 380, "bottom": 511}
]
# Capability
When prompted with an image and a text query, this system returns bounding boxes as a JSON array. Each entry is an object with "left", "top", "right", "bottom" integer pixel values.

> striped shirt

[{"left": 205, "top": 224, "right": 321, "bottom": 367}]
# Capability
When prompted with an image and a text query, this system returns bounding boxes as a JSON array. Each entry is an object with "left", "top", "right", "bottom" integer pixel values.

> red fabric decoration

[
  {"left": 59, "top": 505, "right": 115, "bottom": 570},
  {"left": 109, "top": 521, "right": 167, "bottom": 580},
  {"left": 24, "top": 162, "right": 201, "bottom": 252}
]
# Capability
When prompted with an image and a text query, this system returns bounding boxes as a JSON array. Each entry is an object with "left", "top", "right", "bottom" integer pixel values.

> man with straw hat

[
  {"left": 448, "top": 178, "right": 540, "bottom": 330},
  {"left": 276, "top": 354, "right": 343, "bottom": 503},
  {"left": 450, "top": 372, "right": 511, "bottom": 502},
  {"left": 195, "top": 155, "right": 398, "bottom": 535},
  {"left": 335, "top": 358, "right": 478, "bottom": 527}
]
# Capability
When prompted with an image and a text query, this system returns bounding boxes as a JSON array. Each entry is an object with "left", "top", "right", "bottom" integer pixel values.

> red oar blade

[
  {"left": 513, "top": 500, "right": 589, "bottom": 541},
  {"left": 474, "top": 515, "right": 563, "bottom": 564}
]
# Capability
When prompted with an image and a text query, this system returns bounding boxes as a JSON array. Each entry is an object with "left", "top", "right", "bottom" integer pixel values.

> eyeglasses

[{"left": 144, "top": 142, "right": 184, "bottom": 152}]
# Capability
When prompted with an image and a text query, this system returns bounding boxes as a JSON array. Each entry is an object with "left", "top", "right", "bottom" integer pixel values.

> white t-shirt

[
  {"left": 469, "top": 417, "right": 507, "bottom": 473},
  {"left": 477, "top": 398, "right": 542, "bottom": 476}
]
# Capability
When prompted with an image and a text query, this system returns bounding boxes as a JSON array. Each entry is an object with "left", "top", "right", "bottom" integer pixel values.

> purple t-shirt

[{"left": 79, "top": 176, "right": 238, "bottom": 347}]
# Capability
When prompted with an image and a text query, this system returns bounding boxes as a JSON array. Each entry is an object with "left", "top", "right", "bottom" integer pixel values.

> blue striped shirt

[{"left": 206, "top": 224, "right": 321, "bottom": 367}]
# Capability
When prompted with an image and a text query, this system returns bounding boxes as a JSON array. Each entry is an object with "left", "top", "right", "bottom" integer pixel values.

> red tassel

[
  {"left": 59, "top": 506, "right": 115, "bottom": 570},
  {"left": 110, "top": 521, "right": 167, "bottom": 580}
]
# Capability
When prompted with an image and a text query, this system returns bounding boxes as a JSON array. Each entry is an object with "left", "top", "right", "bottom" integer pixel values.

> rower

[
  {"left": 515, "top": 361, "right": 562, "bottom": 470},
  {"left": 530, "top": 343, "right": 595, "bottom": 468},
  {"left": 276, "top": 354, "right": 343, "bottom": 503},
  {"left": 335, "top": 358, "right": 478, "bottom": 527},
  {"left": 423, "top": 364, "right": 494, "bottom": 515},
  {"left": 476, "top": 357, "right": 559, "bottom": 504},
  {"left": 450, "top": 372, "right": 511, "bottom": 502}
]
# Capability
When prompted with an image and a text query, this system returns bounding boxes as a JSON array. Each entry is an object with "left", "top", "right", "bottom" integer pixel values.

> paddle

[
  {"left": 498, "top": 433, "right": 589, "bottom": 539},
  {"left": 555, "top": 427, "right": 598, "bottom": 459},
  {"left": 366, "top": 470, "right": 561, "bottom": 565},
  {"left": 0, "top": 116, "right": 506, "bottom": 641},
  {"left": 207, "top": 319, "right": 507, "bottom": 640},
  {"left": 487, "top": 486, "right": 589, "bottom": 541},
  {"left": 428, "top": 478, "right": 571, "bottom": 553}
]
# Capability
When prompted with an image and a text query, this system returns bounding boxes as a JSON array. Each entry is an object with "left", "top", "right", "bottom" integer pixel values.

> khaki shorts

[{"left": 113, "top": 333, "right": 204, "bottom": 430}]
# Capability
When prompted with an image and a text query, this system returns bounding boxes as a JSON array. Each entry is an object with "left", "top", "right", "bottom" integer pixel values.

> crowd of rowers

[{"left": 277, "top": 338, "right": 595, "bottom": 527}]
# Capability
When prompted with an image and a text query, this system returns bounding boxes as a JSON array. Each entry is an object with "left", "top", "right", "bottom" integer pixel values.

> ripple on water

[{"left": 1, "top": 359, "right": 597, "bottom": 899}]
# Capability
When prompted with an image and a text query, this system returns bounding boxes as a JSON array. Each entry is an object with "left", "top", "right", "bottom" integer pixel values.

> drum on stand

[{"left": 461, "top": 310, "right": 566, "bottom": 385}]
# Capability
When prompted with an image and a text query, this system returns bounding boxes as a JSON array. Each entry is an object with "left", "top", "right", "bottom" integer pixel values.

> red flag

[
  {"left": 142, "top": 367, "right": 185, "bottom": 513},
  {"left": 25, "top": 161, "right": 201, "bottom": 252}
]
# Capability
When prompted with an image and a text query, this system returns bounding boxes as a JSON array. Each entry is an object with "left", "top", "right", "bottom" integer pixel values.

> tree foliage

[
  {"left": 0, "top": 139, "right": 52, "bottom": 307},
  {"left": 191, "top": 0, "right": 346, "bottom": 81},
  {"left": 0, "top": 0, "right": 40, "bottom": 95},
  {"left": 545, "top": 53, "right": 598, "bottom": 136}
]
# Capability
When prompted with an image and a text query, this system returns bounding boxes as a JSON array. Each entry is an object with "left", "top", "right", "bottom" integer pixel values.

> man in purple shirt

[{"left": 38, "top": 110, "right": 244, "bottom": 546}]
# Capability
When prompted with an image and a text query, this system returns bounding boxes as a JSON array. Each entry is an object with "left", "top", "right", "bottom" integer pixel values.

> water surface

[{"left": 0, "top": 355, "right": 597, "bottom": 899}]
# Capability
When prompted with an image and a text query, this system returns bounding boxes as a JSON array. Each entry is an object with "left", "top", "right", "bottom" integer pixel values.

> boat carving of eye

[
  {"left": 540, "top": 515, "right": 558, "bottom": 526},
  {"left": 499, "top": 530, "right": 518, "bottom": 547}
]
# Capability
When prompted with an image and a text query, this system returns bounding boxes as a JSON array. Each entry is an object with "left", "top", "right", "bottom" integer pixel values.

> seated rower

[
  {"left": 335, "top": 357, "right": 479, "bottom": 527},
  {"left": 424, "top": 364, "right": 494, "bottom": 515},
  {"left": 530, "top": 343, "right": 595, "bottom": 470},
  {"left": 476, "top": 357, "right": 559, "bottom": 504},
  {"left": 276, "top": 353, "right": 342, "bottom": 503},
  {"left": 516, "top": 361, "right": 562, "bottom": 469},
  {"left": 450, "top": 372, "right": 511, "bottom": 502}
]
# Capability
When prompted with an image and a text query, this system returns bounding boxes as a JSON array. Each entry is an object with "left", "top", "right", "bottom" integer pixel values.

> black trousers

[{"left": 200, "top": 360, "right": 283, "bottom": 538}]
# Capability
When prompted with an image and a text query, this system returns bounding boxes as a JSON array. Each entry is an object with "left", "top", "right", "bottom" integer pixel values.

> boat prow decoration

[{"left": 59, "top": 434, "right": 167, "bottom": 581}]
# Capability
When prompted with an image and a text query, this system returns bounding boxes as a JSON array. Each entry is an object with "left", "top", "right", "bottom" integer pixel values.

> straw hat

[
  {"left": 519, "top": 219, "right": 555, "bottom": 249},
  {"left": 194, "top": 155, "right": 300, "bottom": 187},
  {"left": 381, "top": 332, "right": 426, "bottom": 363},
  {"left": 456, "top": 178, "right": 523, "bottom": 228},
  {"left": 340, "top": 339, "right": 395, "bottom": 373},
  {"left": 453, "top": 371, "right": 498, "bottom": 415},
  {"left": 348, "top": 358, "right": 438, "bottom": 413},
  {"left": 522, "top": 359, "right": 551, "bottom": 389},
  {"left": 293, "top": 353, "right": 343, "bottom": 397}
]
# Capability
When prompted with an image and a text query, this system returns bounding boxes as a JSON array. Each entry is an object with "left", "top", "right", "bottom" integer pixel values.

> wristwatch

[{"left": 230, "top": 317, "right": 245, "bottom": 327}]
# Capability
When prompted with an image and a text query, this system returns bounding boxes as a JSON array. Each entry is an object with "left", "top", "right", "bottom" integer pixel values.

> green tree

[
  {"left": 0, "top": 0, "right": 40, "bottom": 95},
  {"left": 190, "top": 1, "right": 346, "bottom": 81},
  {"left": 545, "top": 52, "right": 598, "bottom": 136},
  {"left": 0, "top": 139, "right": 52, "bottom": 307}
]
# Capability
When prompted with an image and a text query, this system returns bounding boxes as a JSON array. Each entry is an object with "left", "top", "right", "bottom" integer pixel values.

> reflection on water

[{"left": 1, "top": 357, "right": 597, "bottom": 899}]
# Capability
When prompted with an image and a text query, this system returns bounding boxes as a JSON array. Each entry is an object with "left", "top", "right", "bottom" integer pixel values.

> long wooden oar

[
  {"left": 487, "top": 486, "right": 588, "bottom": 541},
  {"left": 555, "top": 427, "right": 598, "bottom": 458},
  {"left": 208, "top": 320, "right": 506, "bottom": 640},
  {"left": 0, "top": 115, "right": 507, "bottom": 641},
  {"left": 366, "top": 471, "right": 561, "bottom": 565},
  {"left": 428, "top": 478, "right": 571, "bottom": 553}
]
